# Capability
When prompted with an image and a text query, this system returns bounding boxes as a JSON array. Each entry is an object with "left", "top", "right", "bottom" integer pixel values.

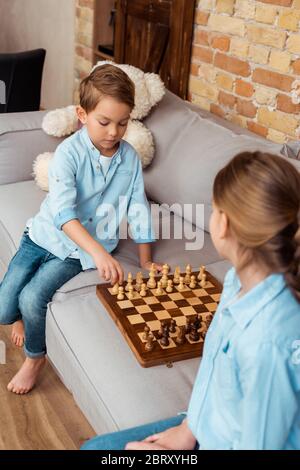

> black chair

[{"left": 0, "top": 49, "right": 46, "bottom": 113}]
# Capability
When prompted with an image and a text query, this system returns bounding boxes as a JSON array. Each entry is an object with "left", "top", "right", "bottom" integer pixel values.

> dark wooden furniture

[{"left": 93, "top": 0, "right": 196, "bottom": 99}]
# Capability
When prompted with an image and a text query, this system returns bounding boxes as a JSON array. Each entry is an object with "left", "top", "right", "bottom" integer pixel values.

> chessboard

[{"left": 96, "top": 266, "right": 223, "bottom": 368}]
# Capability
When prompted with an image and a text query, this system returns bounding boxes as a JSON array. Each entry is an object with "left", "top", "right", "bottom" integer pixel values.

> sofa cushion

[
  {"left": 0, "top": 111, "right": 63, "bottom": 185},
  {"left": 143, "top": 91, "right": 283, "bottom": 231},
  {"left": 0, "top": 180, "right": 223, "bottom": 298}
]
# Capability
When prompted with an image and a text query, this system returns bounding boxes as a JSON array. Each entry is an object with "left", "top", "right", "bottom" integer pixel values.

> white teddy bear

[{"left": 33, "top": 61, "right": 165, "bottom": 191}]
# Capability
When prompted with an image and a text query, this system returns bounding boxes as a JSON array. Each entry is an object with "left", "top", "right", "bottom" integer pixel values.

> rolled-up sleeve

[
  {"left": 48, "top": 147, "right": 78, "bottom": 230},
  {"left": 127, "top": 159, "right": 156, "bottom": 244},
  {"left": 236, "top": 342, "right": 299, "bottom": 450}
]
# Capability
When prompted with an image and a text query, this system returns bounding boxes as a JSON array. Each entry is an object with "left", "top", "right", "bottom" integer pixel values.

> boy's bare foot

[
  {"left": 7, "top": 357, "right": 46, "bottom": 394},
  {"left": 11, "top": 320, "right": 25, "bottom": 347}
]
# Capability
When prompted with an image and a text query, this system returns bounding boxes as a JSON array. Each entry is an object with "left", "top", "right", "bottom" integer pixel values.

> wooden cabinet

[{"left": 93, "top": 0, "right": 196, "bottom": 99}]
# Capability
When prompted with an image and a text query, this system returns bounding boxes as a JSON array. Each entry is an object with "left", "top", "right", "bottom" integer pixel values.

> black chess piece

[
  {"left": 189, "top": 323, "right": 200, "bottom": 342},
  {"left": 160, "top": 325, "right": 170, "bottom": 347},
  {"left": 169, "top": 319, "right": 176, "bottom": 333}
]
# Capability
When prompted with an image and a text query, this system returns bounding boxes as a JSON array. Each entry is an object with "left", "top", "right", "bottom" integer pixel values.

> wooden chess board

[{"left": 96, "top": 271, "right": 223, "bottom": 368}]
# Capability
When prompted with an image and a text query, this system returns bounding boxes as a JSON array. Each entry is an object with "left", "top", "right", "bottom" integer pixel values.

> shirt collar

[
  {"left": 225, "top": 271, "right": 286, "bottom": 330},
  {"left": 80, "top": 126, "right": 122, "bottom": 165}
]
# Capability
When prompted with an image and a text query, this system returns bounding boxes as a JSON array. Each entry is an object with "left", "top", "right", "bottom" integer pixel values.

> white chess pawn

[
  {"left": 178, "top": 276, "right": 185, "bottom": 291},
  {"left": 185, "top": 264, "right": 192, "bottom": 284},
  {"left": 147, "top": 270, "right": 156, "bottom": 289},
  {"left": 200, "top": 273, "right": 207, "bottom": 288},
  {"left": 135, "top": 272, "right": 143, "bottom": 292},
  {"left": 166, "top": 279, "right": 173, "bottom": 293},
  {"left": 112, "top": 282, "right": 119, "bottom": 295},
  {"left": 161, "top": 269, "right": 168, "bottom": 288},
  {"left": 198, "top": 265, "right": 205, "bottom": 281},
  {"left": 140, "top": 283, "right": 147, "bottom": 297},
  {"left": 117, "top": 286, "right": 125, "bottom": 300},
  {"left": 156, "top": 281, "right": 164, "bottom": 296},
  {"left": 125, "top": 272, "right": 133, "bottom": 292},
  {"left": 128, "top": 285, "right": 135, "bottom": 300},
  {"left": 189, "top": 275, "right": 196, "bottom": 289},
  {"left": 173, "top": 266, "right": 180, "bottom": 284}
]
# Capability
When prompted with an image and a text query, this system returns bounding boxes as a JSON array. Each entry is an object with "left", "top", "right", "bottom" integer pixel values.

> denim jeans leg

[
  {"left": 81, "top": 415, "right": 185, "bottom": 450},
  {"left": 0, "top": 233, "right": 47, "bottom": 325},
  {"left": 19, "top": 254, "right": 82, "bottom": 358}
]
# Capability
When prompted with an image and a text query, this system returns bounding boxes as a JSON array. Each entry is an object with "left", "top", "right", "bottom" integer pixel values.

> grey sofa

[{"left": 0, "top": 91, "right": 286, "bottom": 437}]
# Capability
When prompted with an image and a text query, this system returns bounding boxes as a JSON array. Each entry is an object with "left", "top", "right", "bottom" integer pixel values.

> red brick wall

[{"left": 189, "top": 0, "right": 300, "bottom": 143}]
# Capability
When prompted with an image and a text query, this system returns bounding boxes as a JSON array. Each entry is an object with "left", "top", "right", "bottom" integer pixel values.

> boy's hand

[
  {"left": 93, "top": 249, "right": 124, "bottom": 285},
  {"left": 141, "top": 261, "right": 164, "bottom": 273}
]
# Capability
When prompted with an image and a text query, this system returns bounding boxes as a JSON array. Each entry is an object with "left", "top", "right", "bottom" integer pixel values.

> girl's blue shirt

[{"left": 187, "top": 267, "right": 300, "bottom": 450}]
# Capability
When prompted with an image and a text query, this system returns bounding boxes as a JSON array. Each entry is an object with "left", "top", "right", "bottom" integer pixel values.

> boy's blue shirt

[
  {"left": 188, "top": 268, "right": 300, "bottom": 450},
  {"left": 27, "top": 126, "right": 155, "bottom": 270}
]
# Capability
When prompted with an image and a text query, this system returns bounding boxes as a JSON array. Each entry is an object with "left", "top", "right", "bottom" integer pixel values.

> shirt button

[
  {"left": 56, "top": 178, "right": 60, "bottom": 182},
  {"left": 96, "top": 165, "right": 100, "bottom": 170},
  {"left": 89, "top": 218, "right": 93, "bottom": 223}
]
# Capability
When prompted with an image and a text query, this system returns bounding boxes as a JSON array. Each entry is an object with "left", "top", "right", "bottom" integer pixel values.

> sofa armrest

[{"left": 0, "top": 111, "right": 64, "bottom": 185}]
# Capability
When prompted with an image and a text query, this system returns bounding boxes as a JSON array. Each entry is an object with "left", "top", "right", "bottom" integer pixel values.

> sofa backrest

[
  {"left": 143, "top": 91, "right": 287, "bottom": 232},
  {"left": 0, "top": 111, "right": 63, "bottom": 185}
]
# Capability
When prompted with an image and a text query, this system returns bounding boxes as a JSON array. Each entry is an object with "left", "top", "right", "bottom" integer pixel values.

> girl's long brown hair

[{"left": 213, "top": 151, "right": 300, "bottom": 302}]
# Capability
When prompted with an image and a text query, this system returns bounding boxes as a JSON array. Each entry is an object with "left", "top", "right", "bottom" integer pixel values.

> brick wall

[
  {"left": 189, "top": 0, "right": 300, "bottom": 143},
  {"left": 74, "top": 0, "right": 95, "bottom": 103}
]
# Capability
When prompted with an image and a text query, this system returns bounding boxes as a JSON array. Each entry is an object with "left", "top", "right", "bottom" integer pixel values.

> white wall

[{"left": 0, "top": 0, "right": 76, "bottom": 109}]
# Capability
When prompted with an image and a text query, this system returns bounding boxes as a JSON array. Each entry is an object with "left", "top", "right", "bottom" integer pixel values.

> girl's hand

[
  {"left": 141, "top": 261, "right": 164, "bottom": 273},
  {"left": 126, "top": 422, "right": 196, "bottom": 451},
  {"left": 93, "top": 249, "right": 124, "bottom": 285}
]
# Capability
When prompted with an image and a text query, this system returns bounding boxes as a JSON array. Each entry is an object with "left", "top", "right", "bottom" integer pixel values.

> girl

[{"left": 82, "top": 151, "right": 300, "bottom": 450}]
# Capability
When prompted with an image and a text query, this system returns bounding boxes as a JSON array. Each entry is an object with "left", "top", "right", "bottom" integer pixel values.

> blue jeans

[
  {"left": 81, "top": 415, "right": 186, "bottom": 450},
  {"left": 0, "top": 230, "right": 83, "bottom": 358}
]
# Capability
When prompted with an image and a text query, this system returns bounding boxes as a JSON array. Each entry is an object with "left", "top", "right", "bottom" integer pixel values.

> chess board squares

[
  {"left": 117, "top": 300, "right": 134, "bottom": 309},
  {"left": 154, "top": 310, "right": 172, "bottom": 321},
  {"left": 150, "top": 289, "right": 166, "bottom": 297},
  {"left": 143, "top": 296, "right": 160, "bottom": 305},
  {"left": 168, "top": 292, "right": 185, "bottom": 301},
  {"left": 186, "top": 297, "right": 202, "bottom": 306},
  {"left": 135, "top": 304, "right": 153, "bottom": 315},
  {"left": 161, "top": 301, "right": 178, "bottom": 310},
  {"left": 211, "top": 293, "right": 221, "bottom": 302},
  {"left": 205, "top": 302, "right": 218, "bottom": 312},
  {"left": 186, "top": 334, "right": 203, "bottom": 345},
  {"left": 128, "top": 314, "right": 145, "bottom": 325},
  {"left": 157, "top": 337, "right": 177, "bottom": 350},
  {"left": 179, "top": 306, "right": 198, "bottom": 316}
]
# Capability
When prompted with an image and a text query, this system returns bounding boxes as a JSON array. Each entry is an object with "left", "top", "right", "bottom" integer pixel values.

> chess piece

[
  {"left": 140, "top": 283, "right": 147, "bottom": 297},
  {"left": 176, "top": 326, "right": 186, "bottom": 345},
  {"left": 189, "top": 323, "right": 200, "bottom": 342},
  {"left": 128, "top": 285, "right": 135, "bottom": 300},
  {"left": 178, "top": 276, "right": 185, "bottom": 291},
  {"left": 142, "top": 325, "right": 150, "bottom": 341},
  {"left": 200, "top": 273, "right": 207, "bottom": 288},
  {"left": 186, "top": 316, "right": 192, "bottom": 334},
  {"left": 161, "top": 264, "right": 169, "bottom": 288},
  {"left": 147, "top": 269, "right": 156, "bottom": 289},
  {"left": 117, "top": 286, "right": 125, "bottom": 300},
  {"left": 198, "top": 265, "right": 205, "bottom": 281},
  {"left": 173, "top": 266, "right": 180, "bottom": 284},
  {"left": 155, "top": 281, "right": 164, "bottom": 296},
  {"left": 189, "top": 275, "right": 196, "bottom": 289},
  {"left": 169, "top": 319, "right": 177, "bottom": 333},
  {"left": 157, "top": 321, "right": 166, "bottom": 339},
  {"left": 135, "top": 272, "right": 143, "bottom": 292},
  {"left": 184, "top": 264, "right": 192, "bottom": 284},
  {"left": 166, "top": 279, "right": 173, "bottom": 293},
  {"left": 125, "top": 272, "right": 133, "bottom": 292},
  {"left": 160, "top": 325, "right": 170, "bottom": 347},
  {"left": 112, "top": 282, "right": 119, "bottom": 295},
  {"left": 145, "top": 332, "right": 155, "bottom": 352}
]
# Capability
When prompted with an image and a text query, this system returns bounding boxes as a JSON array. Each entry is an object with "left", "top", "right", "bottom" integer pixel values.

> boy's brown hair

[{"left": 79, "top": 64, "right": 135, "bottom": 113}]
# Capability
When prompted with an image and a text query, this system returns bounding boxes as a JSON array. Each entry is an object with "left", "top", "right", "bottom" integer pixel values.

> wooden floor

[{"left": 0, "top": 325, "right": 96, "bottom": 450}]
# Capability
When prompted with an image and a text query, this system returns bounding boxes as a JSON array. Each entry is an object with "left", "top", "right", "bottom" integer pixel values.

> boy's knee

[{"left": 19, "top": 288, "right": 43, "bottom": 319}]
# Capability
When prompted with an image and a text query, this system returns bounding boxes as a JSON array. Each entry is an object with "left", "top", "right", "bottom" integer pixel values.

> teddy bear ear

[{"left": 144, "top": 73, "right": 166, "bottom": 108}]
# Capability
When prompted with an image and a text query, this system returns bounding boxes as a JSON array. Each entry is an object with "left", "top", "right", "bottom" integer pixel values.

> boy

[{"left": 0, "top": 64, "right": 160, "bottom": 394}]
